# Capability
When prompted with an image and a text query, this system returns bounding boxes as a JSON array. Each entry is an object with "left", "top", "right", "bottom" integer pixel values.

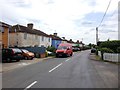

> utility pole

[
  {"left": 96, "top": 27, "right": 99, "bottom": 44},
  {"left": 118, "top": 2, "right": 120, "bottom": 40}
]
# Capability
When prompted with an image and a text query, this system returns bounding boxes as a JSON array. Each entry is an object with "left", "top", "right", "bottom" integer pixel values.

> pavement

[
  {"left": 2, "top": 50, "right": 118, "bottom": 88},
  {"left": 89, "top": 53, "right": 100, "bottom": 61},
  {"left": 1, "top": 57, "right": 54, "bottom": 73}
]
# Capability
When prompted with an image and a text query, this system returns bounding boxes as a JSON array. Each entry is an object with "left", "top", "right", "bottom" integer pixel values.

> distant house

[
  {"left": 67, "top": 39, "right": 75, "bottom": 46},
  {"left": 49, "top": 33, "right": 62, "bottom": 49},
  {"left": 75, "top": 40, "right": 84, "bottom": 48},
  {"left": 61, "top": 37, "right": 68, "bottom": 44},
  {"left": 0, "top": 22, "right": 11, "bottom": 48},
  {"left": 9, "top": 23, "right": 51, "bottom": 48}
]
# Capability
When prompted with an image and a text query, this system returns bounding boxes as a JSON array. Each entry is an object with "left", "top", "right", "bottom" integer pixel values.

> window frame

[{"left": 24, "top": 33, "right": 27, "bottom": 39}]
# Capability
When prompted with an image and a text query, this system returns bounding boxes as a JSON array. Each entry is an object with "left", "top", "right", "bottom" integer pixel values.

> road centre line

[
  {"left": 65, "top": 59, "right": 70, "bottom": 62},
  {"left": 24, "top": 81, "right": 37, "bottom": 90},
  {"left": 49, "top": 63, "right": 63, "bottom": 73}
]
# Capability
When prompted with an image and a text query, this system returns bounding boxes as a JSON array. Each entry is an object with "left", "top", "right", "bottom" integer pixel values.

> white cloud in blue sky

[{"left": 0, "top": 0, "right": 119, "bottom": 44}]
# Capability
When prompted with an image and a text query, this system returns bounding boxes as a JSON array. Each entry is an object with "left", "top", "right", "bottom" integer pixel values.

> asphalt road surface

[{"left": 2, "top": 50, "right": 118, "bottom": 89}]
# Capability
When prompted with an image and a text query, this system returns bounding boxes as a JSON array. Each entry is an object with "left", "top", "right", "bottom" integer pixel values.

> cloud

[{"left": 0, "top": 0, "right": 118, "bottom": 44}]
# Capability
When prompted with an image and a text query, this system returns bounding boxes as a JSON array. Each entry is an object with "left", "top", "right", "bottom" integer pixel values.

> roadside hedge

[
  {"left": 117, "top": 47, "right": 120, "bottom": 53},
  {"left": 99, "top": 40, "right": 120, "bottom": 53},
  {"left": 99, "top": 48, "right": 114, "bottom": 53}
]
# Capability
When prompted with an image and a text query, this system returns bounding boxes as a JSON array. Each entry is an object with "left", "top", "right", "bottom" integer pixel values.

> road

[{"left": 2, "top": 50, "right": 118, "bottom": 88}]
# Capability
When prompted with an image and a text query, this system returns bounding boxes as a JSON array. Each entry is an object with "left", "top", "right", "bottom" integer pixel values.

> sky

[{"left": 0, "top": 0, "right": 119, "bottom": 44}]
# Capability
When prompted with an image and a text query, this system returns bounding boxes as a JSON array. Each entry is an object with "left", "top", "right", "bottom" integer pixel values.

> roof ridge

[{"left": 11, "top": 24, "right": 49, "bottom": 37}]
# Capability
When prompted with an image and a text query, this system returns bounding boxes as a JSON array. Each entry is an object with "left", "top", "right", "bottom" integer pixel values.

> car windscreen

[
  {"left": 57, "top": 46, "right": 67, "bottom": 50},
  {"left": 22, "top": 49, "right": 29, "bottom": 53},
  {"left": 12, "top": 49, "right": 22, "bottom": 53}
]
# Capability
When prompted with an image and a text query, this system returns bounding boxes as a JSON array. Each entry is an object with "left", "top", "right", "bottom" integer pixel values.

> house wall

[
  {"left": 61, "top": 41, "right": 68, "bottom": 44},
  {"left": 2, "top": 26, "right": 9, "bottom": 48},
  {"left": 39, "top": 36, "right": 52, "bottom": 47},
  {"left": 9, "top": 32, "right": 40, "bottom": 47},
  {"left": 0, "top": 26, "right": 2, "bottom": 49},
  {"left": 52, "top": 40, "right": 61, "bottom": 49},
  {"left": 21, "top": 33, "right": 39, "bottom": 47},
  {"left": 9, "top": 32, "right": 52, "bottom": 47}
]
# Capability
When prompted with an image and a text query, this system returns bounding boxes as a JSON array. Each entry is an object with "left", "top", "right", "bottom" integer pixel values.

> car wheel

[
  {"left": 29, "top": 57, "right": 33, "bottom": 60},
  {"left": 56, "top": 54, "right": 59, "bottom": 58},
  {"left": 70, "top": 53, "right": 73, "bottom": 56},
  {"left": 25, "top": 57, "right": 28, "bottom": 60},
  {"left": 17, "top": 60, "right": 20, "bottom": 62},
  {"left": 7, "top": 58, "right": 11, "bottom": 63},
  {"left": 31, "top": 57, "right": 33, "bottom": 60}
]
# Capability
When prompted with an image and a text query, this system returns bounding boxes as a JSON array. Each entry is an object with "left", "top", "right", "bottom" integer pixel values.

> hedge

[
  {"left": 99, "top": 40, "right": 120, "bottom": 53},
  {"left": 99, "top": 48, "right": 114, "bottom": 53},
  {"left": 117, "top": 47, "right": 120, "bottom": 53}
]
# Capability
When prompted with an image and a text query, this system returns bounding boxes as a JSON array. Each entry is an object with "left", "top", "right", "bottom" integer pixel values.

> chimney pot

[
  {"left": 70, "top": 39, "right": 72, "bottom": 41},
  {"left": 54, "top": 33, "right": 57, "bottom": 36},
  {"left": 27, "top": 23, "right": 33, "bottom": 30},
  {"left": 62, "top": 37, "right": 65, "bottom": 39}
]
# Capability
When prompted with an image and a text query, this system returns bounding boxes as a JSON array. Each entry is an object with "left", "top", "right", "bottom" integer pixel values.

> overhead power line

[{"left": 97, "top": 0, "right": 112, "bottom": 28}]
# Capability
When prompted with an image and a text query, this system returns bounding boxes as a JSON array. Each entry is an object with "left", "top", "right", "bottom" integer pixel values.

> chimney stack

[
  {"left": 53, "top": 33, "right": 57, "bottom": 36},
  {"left": 27, "top": 23, "right": 33, "bottom": 30},
  {"left": 77, "top": 40, "right": 80, "bottom": 43},
  {"left": 70, "top": 39, "right": 72, "bottom": 41},
  {"left": 62, "top": 37, "right": 65, "bottom": 39}
]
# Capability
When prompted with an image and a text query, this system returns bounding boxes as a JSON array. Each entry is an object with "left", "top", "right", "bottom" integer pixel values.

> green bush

[
  {"left": 100, "top": 48, "right": 114, "bottom": 53},
  {"left": 95, "top": 49, "right": 98, "bottom": 55},
  {"left": 99, "top": 40, "right": 120, "bottom": 53},
  {"left": 45, "top": 50, "right": 48, "bottom": 57},
  {"left": 117, "top": 47, "right": 120, "bottom": 53},
  {"left": 47, "top": 46, "right": 56, "bottom": 53}
]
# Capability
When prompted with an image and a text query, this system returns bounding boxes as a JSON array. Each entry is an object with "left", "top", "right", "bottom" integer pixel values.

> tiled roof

[
  {"left": 10, "top": 24, "right": 50, "bottom": 37},
  {"left": 49, "top": 35, "right": 62, "bottom": 40},
  {"left": 67, "top": 40, "right": 75, "bottom": 43},
  {"left": 0, "top": 21, "right": 11, "bottom": 27}
]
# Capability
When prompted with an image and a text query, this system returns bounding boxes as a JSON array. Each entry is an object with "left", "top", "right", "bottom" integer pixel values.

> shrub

[
  {"left": 95, "top": 49, "right": 98, "bottom": 55},
  {"left": 99, "top": 40, "right": 120, "bottom": 53},
  {"left": 46, "top": 46, "right": 56, "bottom": 53},
  {"left": 99, "top": 48, "right": 114, "bottom": 60},
  {"left": 117, "top": 47, "right": 120, "bottom": 53},
  {"left": 100, "top": 48, "right": 114, "bottom": 53}
]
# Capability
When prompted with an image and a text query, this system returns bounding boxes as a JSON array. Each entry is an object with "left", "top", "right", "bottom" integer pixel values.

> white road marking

[
  {"left": 18, "top": 63, "right": 30, "bottom": 66},
  {"left": 24, "top": 81, "right": 37, "bottom": 90},
  {"left": 49, "top": 63, "right": 63, "bottom": 73},
  {"left": 65, "top": 59, "right": 70, "bottom": 62}
]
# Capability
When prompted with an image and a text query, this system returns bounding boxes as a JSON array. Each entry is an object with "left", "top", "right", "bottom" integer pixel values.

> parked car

[
  {"left": 72, "top": 47, "right": 81, "bottom": 52},
  {"left": 56, "top": 43, "right": 73, "bottom": 57},
  {"left": 21, "top": 49, "right": 35, "bottom": 60},
  {"left": 91, "top": 48, "right": 96, "bottom": 53},
  {"left": 2, "top": 48, "right": 23, "bottom": 62}
]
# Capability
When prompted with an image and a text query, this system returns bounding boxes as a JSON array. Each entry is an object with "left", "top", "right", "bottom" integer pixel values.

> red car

[{"left": 56, "top": 43, "right": 73, "bottom": 57}]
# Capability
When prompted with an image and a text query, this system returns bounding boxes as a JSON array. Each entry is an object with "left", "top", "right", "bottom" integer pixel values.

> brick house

[{"left": 0, "top": 22, "right": 11, "bottom": 48}]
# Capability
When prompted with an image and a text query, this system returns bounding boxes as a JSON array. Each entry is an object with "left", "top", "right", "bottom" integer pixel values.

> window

[
  {"left": 41, "top": 45, "right": 44, "bottom": 47},
  {"left": 42, "top": 36, "right": 44, "bottom": 41},
  {"left": 1, "top": 27, "right": 4, "bottom": 33},
  {"left": 24, "top": 33, "right": 27, "bottom": 39},
  {"left": 57, "top": 46, "right": 67, "bottom": 50},
  {"left": 48, "top": 38, "right": 50, "bottom": 42},
  {"left": 35, "top": 35, "right": 38, "bottom": 40}
]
